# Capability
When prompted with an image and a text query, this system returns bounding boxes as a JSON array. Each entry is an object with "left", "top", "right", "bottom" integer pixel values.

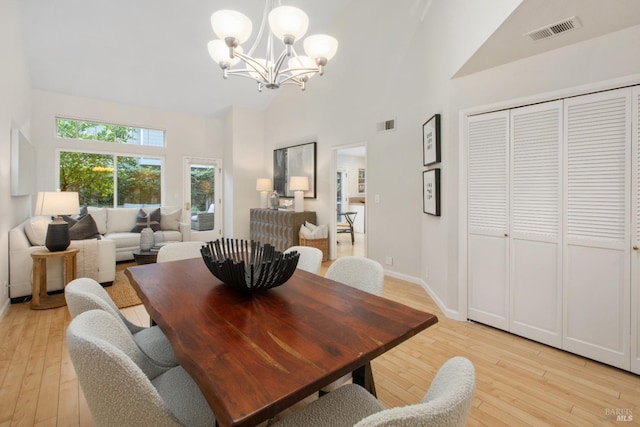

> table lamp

[
  {"left": 34, "top": 191, "right": 80, "bottom": 252},
  {"left": 289, "top": 176, "right": 309, "bottom": 212},
  {"left": 256, "top": 178, "right": 273, "bottom": 209}
]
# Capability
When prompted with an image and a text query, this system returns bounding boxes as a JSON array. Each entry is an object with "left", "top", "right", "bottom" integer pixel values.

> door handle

[{"left": 633, "top": 246, "right": 639, "bottom": 251}]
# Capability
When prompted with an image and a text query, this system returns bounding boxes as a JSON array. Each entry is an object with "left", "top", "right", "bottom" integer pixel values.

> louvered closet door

[
  {"left": 509, "top": 101, "right": 563, "bottom": 347},
  {"left": 467, "top": 111, "right": 510, "bottom": 329},
  {"left": 631, "top": 86, "right": 640, "bottom": 375},
  {"left": 563, "top": 88, "right": 631, "bottom": 370}
]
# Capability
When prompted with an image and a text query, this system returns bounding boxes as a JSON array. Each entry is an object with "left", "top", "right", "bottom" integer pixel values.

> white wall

[
  {"left": 1, "top": 0, "right": 33, "bottom": 314},
  {"left": 263, "top": 0, "right": 640, "bottom": 317},
  {"left": 30, "top": 90, "right": 223, "bottom": 223},
  {"left": 222, "top": 106, "right": 266, "bottom": 240}
]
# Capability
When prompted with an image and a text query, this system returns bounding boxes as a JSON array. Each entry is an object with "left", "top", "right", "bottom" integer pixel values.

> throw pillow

[
  {"left": 63, "top": 214, "right": 101, "bottom": 240},
  {"left": 161, "top": 208, "right": 181, "bottom": 231},
  {"left": 131, "top": 208, "right": 161, "bottom": 232},
  {"left": 24, "top": 217, "right": 50, "bottom": 246}
]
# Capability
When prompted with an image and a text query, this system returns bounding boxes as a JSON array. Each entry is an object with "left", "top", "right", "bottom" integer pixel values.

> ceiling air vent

[
  {"left": 524, "top": 16, "right": 582, "bottom": 41},
  {"left": 377, "top": 119, "right": 396, "bottom": 132}
]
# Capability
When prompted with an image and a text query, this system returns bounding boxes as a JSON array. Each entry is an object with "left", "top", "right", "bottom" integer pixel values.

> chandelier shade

[
  {"left": 268, "top": 6, "right": 309, "bottom": 42},
  {"left": 208, "top": 0, "right": 338, "bottom": 92},
  {"left": 210, "top": 10, "right": 253, "bottom": 44}
]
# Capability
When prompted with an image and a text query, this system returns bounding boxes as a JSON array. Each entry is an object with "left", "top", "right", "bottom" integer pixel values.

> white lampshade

[
  {"left": 287, "top": 55, "right": 317, "bottom": 80},
  {"left": 289, "top": 176, "right": 309, "bottom": 191},
  {"left": 304, "top": 34, "right": 338, "bottom": 62},
  {"left": 268, "top": 6, "right": 309, "bottom": 42},
  {"left": 211, "top": 10, "right": 253, "bottom": 44},
  {"left": 208, "top": 40, "right": 243, "bottom": 66},
  {"left": 34, "top": 191, "right": 80, "bottom": 216},
  {"left": 256, "top": 178, "right": 273, "bottom": 192}
]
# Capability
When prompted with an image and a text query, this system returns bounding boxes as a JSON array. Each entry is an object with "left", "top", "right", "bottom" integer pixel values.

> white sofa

[
  {"left": 86, "top": 207, "right": 189, "bottom": 262},
  {"left": 9, "top": 217, "right": 116, "bottom": 301},
  {"left": 8, "top": 206, "right": 189, "bottom": 301}
]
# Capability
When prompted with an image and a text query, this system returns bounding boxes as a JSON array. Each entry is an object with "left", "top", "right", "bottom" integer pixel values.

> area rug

[{"left": 106, "top": 261, "right": 142, "bottom": 309}]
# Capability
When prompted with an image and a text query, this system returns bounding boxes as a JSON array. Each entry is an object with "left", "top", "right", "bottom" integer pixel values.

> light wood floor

[{"left": 1, "top": 261, "right": 638, "bottom": 426}]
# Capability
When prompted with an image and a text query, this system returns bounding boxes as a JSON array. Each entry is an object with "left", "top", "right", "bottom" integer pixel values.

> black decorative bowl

[{"left": 201, "top": 238, "right": 299, "bottom": 293}]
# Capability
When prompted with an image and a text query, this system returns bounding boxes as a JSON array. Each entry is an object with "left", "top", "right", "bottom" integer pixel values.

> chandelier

[{"left": 207, "top": 0, "right": 338, "bottom": 92}]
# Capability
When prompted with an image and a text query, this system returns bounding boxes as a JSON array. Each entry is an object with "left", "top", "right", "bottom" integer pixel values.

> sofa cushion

[
  {"left": 87, "top": 207, "right": 108, "bottom": 234},
  {"left": 63, "top": 214, "right": 101, "bottom": 240},
  {"left": 162, "top": 230, "right": 183, "bottom": 242},
  {"left": 160, "top": 208, "right": 182, "bottom": 231},
  {"left": 131, "top": 208, "right": 161, "bottom": 232},
  {"left": 24, "top": 217, "right": 50, "bottom": 246},
  {"left": 106, "top": 208, "right": 139, "bottom": 233},
  {"left": 104, "top": 232, "right": 141, "bottom": 249}
]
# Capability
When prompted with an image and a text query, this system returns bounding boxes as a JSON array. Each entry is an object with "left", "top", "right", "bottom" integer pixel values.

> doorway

[
  {"left": 183, "top": 157, "right": 222, "bottom": 241},
  {"left": 331, "top": 144, "right": 367, "bottom": 259}
]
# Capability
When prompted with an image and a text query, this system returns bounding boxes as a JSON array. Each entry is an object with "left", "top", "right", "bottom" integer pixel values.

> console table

[{"left": 249, "top": 209, "right": 316, "bottom": 252}]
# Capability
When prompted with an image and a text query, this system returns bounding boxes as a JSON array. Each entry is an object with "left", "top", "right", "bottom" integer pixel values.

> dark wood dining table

[{"left": 125, "top": 258, "right": 438, "bottom": 427}]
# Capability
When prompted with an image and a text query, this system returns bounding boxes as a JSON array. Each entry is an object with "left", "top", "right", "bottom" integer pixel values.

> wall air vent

[
  {"left": 523, "top": 16, "right": 582, "bottom": 41},
  {"left": 377, "top": 119, "right": 396, "bottom": 132}
]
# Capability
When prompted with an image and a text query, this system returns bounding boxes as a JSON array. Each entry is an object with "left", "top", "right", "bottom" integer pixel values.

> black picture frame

[
  {"left": 273, "top": 141, "right": 317, "bottom": 198},
  {"left": 423, "top": 168, "right": 441, "bottom": 216},
  {"left": 422, "top": 114, "right": 441, "bottom": 166}
]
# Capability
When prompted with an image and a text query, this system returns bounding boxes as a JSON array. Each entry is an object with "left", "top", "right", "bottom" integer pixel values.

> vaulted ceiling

[{"left": 18, "top": 0, "right": 640, "bottom": 117}]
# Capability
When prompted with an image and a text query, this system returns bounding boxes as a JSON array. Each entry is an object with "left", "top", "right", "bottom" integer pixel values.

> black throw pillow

[
  {"left": 131, "top": 208, "right": 161, "bottom": 232},
  {"left": 62, "top": 214, "right": 101, "bottom": 240}
]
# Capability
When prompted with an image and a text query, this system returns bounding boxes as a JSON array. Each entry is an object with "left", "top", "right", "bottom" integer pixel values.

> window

[
  {"left": 56, "top": 118, "right": 164, "bottom": 147},
  {"left": 59, "top": 152, "right": 162, "bottom": 207}
]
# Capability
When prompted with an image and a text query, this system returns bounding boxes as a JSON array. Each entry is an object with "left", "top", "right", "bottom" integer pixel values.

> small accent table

[
  {"left": 132, "top": 249, "right": 158, "bottom": 265},
  {"left": 31, "top": 248, "right": 79, "bottom": 310}
]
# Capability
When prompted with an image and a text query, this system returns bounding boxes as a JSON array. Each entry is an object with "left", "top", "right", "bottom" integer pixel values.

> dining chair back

[
  {"left": 324, "top": 256, "right": 384, "bottom": 296},
  {"left": 67, "top": 309, "right": 216, "bottom": 427},
  {"left": 322, "top": 256, "right": 385, "bottom": 393},
  {"left": 156, "top": 241, "right": 206, "bottom": 263},
  {"left": 272, "top": 357, "right": 475, "bottom": 427},
  {"left": 284, "top": 246, "right": 323, "bottom": 274},
  {"left": 65, "top": 277, "right": 177, "bottom": 367}
]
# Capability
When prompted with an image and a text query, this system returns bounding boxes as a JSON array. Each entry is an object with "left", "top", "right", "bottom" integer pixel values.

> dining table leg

[{"left": 352, "top": 362, "right": 376, "bottom": 397}]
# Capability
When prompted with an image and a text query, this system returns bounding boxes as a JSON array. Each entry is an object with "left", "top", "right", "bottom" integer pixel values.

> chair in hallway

[
  {"left": 67, "top": 309, "right": 216, "bottom": 427},
  {"left": 284, "top": 246, "right": 323, "bottom": 274},
  {"left": 337, "top": 211, "right": 357, "bottom": 245},
  {"left": 65, "top": 277, "right": 178, "bottom": 367},
  {"left": 272, "top": 356, "right": 476, "bottom": 427},
  {"left": 156, "top": 241, "right": 206, "bottom": 263}
]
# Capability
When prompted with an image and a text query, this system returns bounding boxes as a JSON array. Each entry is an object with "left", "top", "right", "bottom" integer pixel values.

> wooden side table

[{"left": 31, "top": 248, "right": 79, "bottom": 310}]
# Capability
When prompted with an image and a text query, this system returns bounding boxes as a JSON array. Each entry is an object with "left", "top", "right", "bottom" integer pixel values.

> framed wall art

[
  {"left": 422, "top": 113, "right": 441, "bottom": 166},
  {"left": 423, "top": 168, "right": 441, "bottom": 216},
  {"left": 273, "top": 141, "right": 317, "bottom": 198}
]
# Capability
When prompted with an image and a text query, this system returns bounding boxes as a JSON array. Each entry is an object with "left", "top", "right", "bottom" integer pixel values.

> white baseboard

[
  {"left": 0, "top": 298, "right": 10, "bottom": 323},
  {"left": 383, "top": 269, "right": 465, "bottom": 321}
]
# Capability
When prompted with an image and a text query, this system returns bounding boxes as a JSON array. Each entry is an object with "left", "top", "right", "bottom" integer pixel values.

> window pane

[
  {"left": 190, "top": 164, "right": 216, "bottom": 213},
  {"left": 117, "top": 156, "right": 162, "bottom": 207},
  {"left": 56, "top": 118, "right": 164, "bottom": 147},
  {"left": 59, "top": 151, "right": 114, "bottom": 207}
]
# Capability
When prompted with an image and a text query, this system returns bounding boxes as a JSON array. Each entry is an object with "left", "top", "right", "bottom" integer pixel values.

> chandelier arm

[
  {"left": 225, "top": 70, "right": 269, "bottom": 84},
  {"left": 271, "top": 49, "right": 290, "bottom": 78},
  {"left": 233, "top": 51, "right": 270, "bottom": 81}
]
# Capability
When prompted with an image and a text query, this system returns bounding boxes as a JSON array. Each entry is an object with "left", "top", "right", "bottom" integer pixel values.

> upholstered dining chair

[
  {"left": 284, "top": 246, "right": 323, "bottom": 274},
  {"left": 65, "top": 277, "right": 178, "bottom": 367},
  {"left": 272, "top": 356, "right": 476, "bottom": 427},
  {"left": 325, "top": 256, "right": 384, "bottom": 297},
  {"left": 322, "top": 256, "right": 385, "bottom": 393},
  {"left": 67, "top": 309, "right": 216, "bottom": 427},
  {"left": 156, "top": 241, "right": 206, "bottom": 263}
]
